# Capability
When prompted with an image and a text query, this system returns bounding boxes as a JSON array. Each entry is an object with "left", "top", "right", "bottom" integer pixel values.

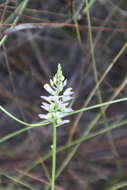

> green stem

[
  {"left": 108, "top": 181, "right": 127, "bottom": 190},
  {"left": 51, "top": 123, "right": 57, "bottom": 190}
]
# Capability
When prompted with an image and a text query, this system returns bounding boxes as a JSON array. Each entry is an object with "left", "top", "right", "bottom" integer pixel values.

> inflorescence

[{"left": 38, "top": 64, "right": 73, "bottom": 125}]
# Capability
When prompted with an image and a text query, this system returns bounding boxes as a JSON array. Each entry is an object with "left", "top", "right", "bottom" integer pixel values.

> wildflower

[{"left": 38, "top": 64, "right": 73, "bottom": 125}]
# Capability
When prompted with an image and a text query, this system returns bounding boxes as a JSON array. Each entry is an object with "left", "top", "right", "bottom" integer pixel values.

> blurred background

[{"left": 0, "top": 0, "right": 127, "bottom": 189}]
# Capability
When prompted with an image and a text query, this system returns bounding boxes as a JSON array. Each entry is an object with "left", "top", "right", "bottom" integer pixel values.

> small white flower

[
  {"left": 44, "top": 84, "right": 55, "bottom": 95},
  {"left": 60, "top": 120, "right": 70, "bottom": 125},
  {"left": 64, "top": 88, "right": 73, "bottom": 96},
  {"left": 62, "top": 95, "right": 73, "bottom": 102},
  {"left": 41, "top": 102, "right": 50, "bottom": 111},
  {"left": 38, "top": 64, "right": 74, "bottom": 125},
  {"left": 38, "top": 114, "right": 47, "bottom": 119}
]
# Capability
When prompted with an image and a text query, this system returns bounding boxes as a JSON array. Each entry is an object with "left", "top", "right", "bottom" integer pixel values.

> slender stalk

[
  {"left": 85, "top": 0, "right": 119, "bottom": 160},
  {"left": 51, "top": 123, "right": 57, "bottom": 190}
]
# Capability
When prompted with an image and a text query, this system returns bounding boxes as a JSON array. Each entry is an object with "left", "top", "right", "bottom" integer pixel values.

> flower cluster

[{"left": 38, "top": 64, "right": 73, "bottom": 125}]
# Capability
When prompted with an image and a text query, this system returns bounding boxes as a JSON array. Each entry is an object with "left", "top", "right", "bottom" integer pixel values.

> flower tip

[{"left": 58, "top": 63, "right": 61, "bottom": 69}]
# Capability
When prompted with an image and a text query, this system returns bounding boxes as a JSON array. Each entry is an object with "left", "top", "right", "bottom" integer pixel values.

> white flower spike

[{"left": 38, "top": 64, "right": 74, "bottom": 125}]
